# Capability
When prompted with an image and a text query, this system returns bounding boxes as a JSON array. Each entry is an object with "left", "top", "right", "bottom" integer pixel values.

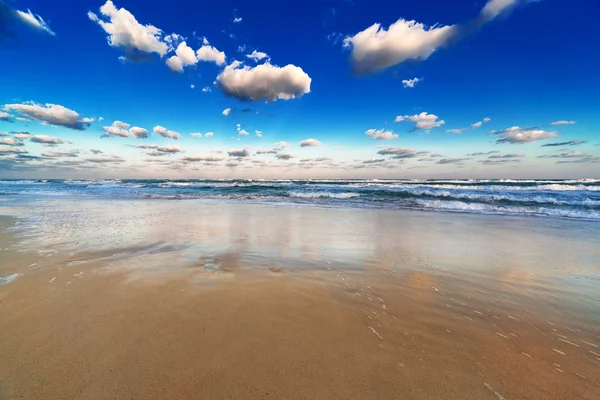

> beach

[{"left": 1, "top": 196, "right": 599, "bottom": 399}]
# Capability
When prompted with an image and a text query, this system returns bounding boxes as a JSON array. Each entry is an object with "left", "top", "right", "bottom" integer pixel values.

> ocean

[{"left": 1, "top": 178, "right": 599, "bottom": 220}]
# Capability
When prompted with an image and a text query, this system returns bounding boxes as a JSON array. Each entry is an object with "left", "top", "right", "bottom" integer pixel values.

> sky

[{"left": 0, "top": 0, "right": 599, "bottom": 179}]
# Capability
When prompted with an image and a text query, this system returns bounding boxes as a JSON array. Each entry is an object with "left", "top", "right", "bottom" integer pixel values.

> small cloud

[
  {"left": 3, "top": 102, "right": 92, "bottom": 130},
  {"left": 30, "top": 135, "right": 64, "bottom": 145},
  {"left": 228, "top": 148, "right": 250, "bottom": 157},
  {"left": 202, "top": 86, "right": 212, "bottom": 92},
  {"left": 222, "top": 108, "right": 232, "bottom": 116},
  {"left": 437, "top": 157, "right": 471, "bottom": 165},
  {"left": 255, "top": 130, "right": 263, "bottom": 137},
  {"left": 491, "top": 126, "right": 558, "bottom": 144},
  {"left": 550, "top": 120, "right": 576, "bottom": 126},
  {"left": 401, "top": 77, "right": 422, "bottom": 88},
  {"left": 190, "top": 84, "right": 195, "bottom": 89},
  {"left": 233, "top": 17, "right": 242, "bottom": 23},
  {"left": 299, "top": 138, "right": 321, "bottom": 147},
  {"left": 395, "top": 112, "right": 444, "bottom": 131},
  {"left": 542, "top": 140, "right": 586, "bottom": 147},
  {"left": 153, "top": 125, "right": 181, "bottom": 140},
  {"left": 102, "top": 120, "right": 130, "bottom": 137},
  {"left": 129, "top": 126, "right": 148, "bottom": 139},
  {"left": 365, "top": 129, "right": 398, "bottom": 140},
  {"left": 275, "top": 141, "right": 289, "bottom": 148},
  {"left": 190, "top": 132, "right": 202, "bottom": 138},
  {"left": 246, "top": 50, "right": 269, "bottom": 62},
  {"left": 276, "top": 153, "right": 296, "bottom": 160},
  {"left": 205, "top": 132, "right": 214, "bottom": 137},
  {"left": 446, "top": 127, "right": 467, "bottom": 134}
]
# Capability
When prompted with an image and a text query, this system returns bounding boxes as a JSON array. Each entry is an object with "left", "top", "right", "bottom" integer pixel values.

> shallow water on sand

[{"left": 0, "top": 197, "right": 599, "bottom": 399}]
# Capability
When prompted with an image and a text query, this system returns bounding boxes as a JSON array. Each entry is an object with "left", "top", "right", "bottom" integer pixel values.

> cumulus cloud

[
  {"left": 377, "top": 147, "right": 429, "bottom": 158},
  {"left": 276, "top": 153, "right": 295, "bottom": 160},
  {"left": 491, "top": 126, "right": 558, "bottom": 144},
  {"left": 488, "top": 153, "right": 525, "bottom": 159},
  {"left": 0, "top": 111, "right": 12, "bottom": 121},
  {"left": 343, "top": 19, "right": 456, "bottom": 75},
  {"left": 365, "top": 129, "right": 398, "bottom": 140},
  {"left": 190, "top": 132, "right": 202, "bottom": 138},
  {"left": 0, "top": 137, "right": 23, "bottom": 146},
  {"left": 550, "top": 120, "right": 576, "bottom": 126},
  {"left": 446, "top": 127, "right": 467, "bottom": 133},
  {"left": 256, "top": 149, "right": 278, "bottom": 154},
  {"left": 228, "top": 148, "right": 250, "bottom": 157},
  {"left": 3, "top": 102, "right": 92, "bottom": 130},
  {"left": 246, "top": 50, "right": 269, "bottom": 62},
  {"left": 145, "top": 145, "right": 181, "bottom": 156},
  {"left": 217, "top": 61, "right": 311, "bottom": 102},
  {"left": 395, "top": 112, "right": 445, "bottom": 131},
  {"left": 129, "top": 126, "right": 148, "bottom": 139},
  {"left": 275, "top": 141, "right": 289, "bottom": 148},
  {"left": 182, "top": 154, "right": 225, "bottom": 162},
  {"left": 299, "top": 138, "right": 321, "bottom": 147},
  {"left": 437, "top": 157, "right": 470, "bottom": 164},
  {"left": 88, "top": 0, "right": 171, "bottom": 61},
  {"left": 402, "top": 77, "right": 422, "bottom": 88},
  {"left": 86, "top": 156, "right": 125, "bottom": 163},
  {"left": 30, "top": 135, "right": 64, "bottom": 145},
  {"left": 166, "top": 55, "right": 184, "bottom": 72},
  {"left": 42, "top": 151, "right": 79, "bottom": 158},
  {"left": 0, "top": 146, "right": 27, "bottom": 155},
  {"left": 471, "top": 117, "right": 491, "bottom": 129},
  {"left": 205, "top": 132, "right": 214, "bottom": 137},
  {"left": 102, "top": 120, "right": 130, "bottom": 137},
  {"left": 196, "top": 45, "right": 226, "bottom": 65},
  {"left": 153, "top": 125, "right": 181, "bottom": 139},
  {"left": 541, "top": 140, "right": 586, "bottom": 147},
  {"left": 13, "top": 132, "right": 31, "bottom": 140},
  {"left": 222, "top": 108, "right": 232, "bottom": 116}
]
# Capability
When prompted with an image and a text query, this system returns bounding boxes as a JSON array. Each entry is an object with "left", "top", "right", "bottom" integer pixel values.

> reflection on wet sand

[{"left": 0, "top": 198, "right": 599, "bottom": 399}]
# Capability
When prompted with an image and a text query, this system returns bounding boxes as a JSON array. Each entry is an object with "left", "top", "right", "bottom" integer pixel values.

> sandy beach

[{"left": 1, "top": 197, "right": 599, "bottom": 399}]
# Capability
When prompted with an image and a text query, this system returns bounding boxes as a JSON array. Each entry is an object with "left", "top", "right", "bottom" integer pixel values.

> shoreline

[{"left": 1, "top": 198, "right": 599, "bottom": 399}]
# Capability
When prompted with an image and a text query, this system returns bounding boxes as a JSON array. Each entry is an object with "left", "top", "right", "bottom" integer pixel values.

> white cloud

[
  {"left": 275, "top": 141, "right": 289, "bottom": 148},
  {"left": 471, "top": 117, "right": 490, "bottom": 129},
  {"left": 402, "top": 77, "right": 422, "bottom": 88},
  {"left": 377, "top": 147, "right": 430, "bottom": 158},
  {"left": 16, "top": 9, "right": 55, "bottom": 36},
  {"left": 299, "top": 139, "right": 321, "bottom": 147},
  {"left": 190, "top": 84, "right": 195, "bottom": 89},
  {"left": 365, "top": 129, "right": 398, "bottom": 140},
  {"left": 228, "top": 148, "right": 250, "bottom": 157},
  {"left": 102, "top": 120, "right": 130, "bottom": 137},
  {"left": 145, "top": 145, "right": 181, "bottom": 156},
  {"left": 88, "top": 1, "right": 172, "bottom": 61},
  {"left": 480, "top": 0, "right": 519, "bottom": 22},
  {"left": 181, "top": 154, "right": 225, "bottom": 162},
  {"left": 0, "top": 111, "right": 12, "bottom": 121},
  {"left": 551, "top": 120, "right": 576, "bottom": 125},
  {"left": 205, "top": 132, "right": 214, "bottom": 137},
  {"left": 488, "top": 153, "right": 525, "bottom": 159},
  {"left": 190, "top": 133, "right": 202, "bottom": 138},
  {"left": 246, "top": 50, "right": 269, "bottom": 62},
  {"left": 129, "top": 126, "right": 148, "bottom": 139},
  {"left": 233, "top": 17, "right": 242, "bottom": 23},
  {"left": 343, "top": 19, "right": 455, "bottom": 75},
  {"left": 0, "top": 138, "right": 23, "bottom": 146},
  {"left": 153, "top": 125, "right": 181, "bottom": 140},
  {"left": 446, "top": 127, "right": 466, "bottom": 133},
  {"left": 42, "top": 151, "right": 79, "bottom": 158},
  {"left": 166, "top": 55, "right": 184, "bottom": 72},
  {"left": 202, "top": 86, "right": 211, "bottom": 92},
  {"left": 0, "top": 146, "right": 28, "bottom": 154},
  {"left": 3, "top": 102, "right": 92, "bottom": 130},
  {"left": 13, "top": 133, "right": 32, "bottom": 140},
  {"left": 196, "top": 45, "right": 226, "bottom": 65},
  {"left": 90, "top": 149, "right": 104, "bottom": 154},
  {"left": 217, "top": 61, "right": 311, "bottom": 102},
  {"left": 238, "top": 129, "right": 249, "bottom": 136},
  {"left": 395, "top": 112, "right": 445, "bottom": 130},
  {"left": 176, "top": 41, "right": 197, "bottom": 65},
  {"left": 276, "top": 153, "right": 296, "bottom": 160},
  {"left": 30, "top": 135, "right": 64, "bottom": 145},
  {"left": 255, "top": 130, "right": 263, "bottom": 137},
  {"left": 492, "top": 126, "right": 558, "bottom": 144},
  {"left": 222, "top": 108, "right": 232, "bottom": 116}
]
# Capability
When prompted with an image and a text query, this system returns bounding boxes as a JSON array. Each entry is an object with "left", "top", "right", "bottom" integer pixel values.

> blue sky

[{"left": 0, "top": 0, "right": 599, "bottom": 179}]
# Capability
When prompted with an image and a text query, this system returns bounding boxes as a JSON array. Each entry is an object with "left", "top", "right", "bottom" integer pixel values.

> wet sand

[{"left": 1, "top": 198, "right": 599, "bottom": 399}]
